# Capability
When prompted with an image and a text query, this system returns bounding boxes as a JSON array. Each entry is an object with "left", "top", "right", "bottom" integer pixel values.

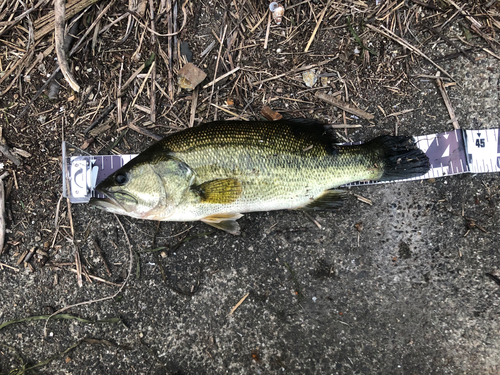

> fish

[{"left": 91, "top": 119, "right": 430, "bottom": 234}]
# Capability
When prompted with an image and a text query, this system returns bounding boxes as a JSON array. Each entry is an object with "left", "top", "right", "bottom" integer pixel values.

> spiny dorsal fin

[
  {"left": 201, "top": 213, "right": 243, "bottom": 235},
  {"left": 193, "top": 179, "right": 242, "bottom": 204},
  {"left": 299, "top": 189, "right": 346, "bottom": 211}
]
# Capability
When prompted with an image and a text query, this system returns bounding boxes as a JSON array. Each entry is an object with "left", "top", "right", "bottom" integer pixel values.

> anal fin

[
  {"left": 299, "top": 189, "right": 346, "bottom": 211},
  {"left": 201, "top": 213, "right": 243, "bottom": 235}
]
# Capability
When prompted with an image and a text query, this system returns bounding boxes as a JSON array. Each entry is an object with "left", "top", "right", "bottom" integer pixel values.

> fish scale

[{"left": 151, "top": 123, "right": 382, "bottom": 217}]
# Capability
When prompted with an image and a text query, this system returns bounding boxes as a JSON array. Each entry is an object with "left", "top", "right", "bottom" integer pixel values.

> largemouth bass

[{"left": 91, "top": 119, "right": 429, "bottom": 234}]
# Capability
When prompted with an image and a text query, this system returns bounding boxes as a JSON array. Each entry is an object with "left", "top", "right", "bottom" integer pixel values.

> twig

[
  {"left": 302, "top": 211, "right": 322, "bottom": 229},
  {"left": 482, "top": 48, "right": 500, "bottom": 60},
  {"left": 0, "top": 172, "right": 8, "bottom": 256},
  {"left": 206, "top": 25, "right": 228, "bottom": 119},
  {"left": 0, "top": 128, "right": 22, "bottom": 166},
  {"left": 128, "top": 61, "right": 155, "bottom": 116},
  {"left": 202, "top": 67, "right": 240, "bottom": 89},
  {"left": 34, "top": 0, "right": 100, "bottom": 40},
  {"left": 229, "top": 292, "right": 250, "bottom": 315},
  {"left": 166, "top": 0, "right": 174, "bottom": 99},
  {"left": 210, "top": 103, "right": 249, "bottom": 121},
  {"left": 12, "top": 171, "right": 18, "bottom": 190},
  {"left": 117, "top": 58, "right": 124, "bottom": 125},
  {"left": 68, "top": 0, "right": 115, "bottom": 56},
  {"left": 366, "top": 24, "right": 453, "bottom": 80},
  {"left": 435, "top": 72, "right": 459, "bottom": 129},
  {"left": 315, "top": 92, "right": 374, "bottom": 120},
  {"left": 0, "top": 46, "right": 34, "bottom": 89},
  {"left": 0, "top": 0, "right": 47, "bottom": 38},
  {"left": 189, "top": 87, "right": 199, "bottom": 127},
  {"left": 387, "top": 109, "right": 414, "bottom": 117},
  {"left": 249, "top": 9, "right": 268, "bottom": 33},
  {"left": 328, "top": 124, "right": 362, "bottom": 128},
  {"left": 409, "top": 0, "right": 443, "bottom": 11},
  {"left": 264, "top": 12, "right": 271, "bottom": 50},
  {"left": 304, "top": 0, "right": 333, "bottom": 52},
  {"left": 0, "top": 262, "right": 19, "bottom": 272},
  {"left": 131, "top": 2, "right": 187, "bottom": 37},
  {"left": 127, "top": 123, "right": 162, "bottom": 140},
  {"left": 43, "top": 214, "right": 133, "bottom": 337},
  {"left": 17, "top": 1, "right": 114, "bottom": 120},
  {"left": 353, "top": 194, "right": 372, "bottom": 205},
  {"left": 84, "top": 103, "right": 116, "bottom": 135},
  {"left": 51, "top": 194, "right": 64, "bottom": 249},
  {"left": 252, "top": 59, "right": 332, "bottom": 86},
  {"left": 149, "top": 0, "right": 156, "bottom": 123},
  {"left": 443, "top": 0, "right": 483, "bottom": 29},
  {"left": 119, "top": 61, "right": 152, "bottom": 96},
  {"left": 15, "top": 67, "right": 57, "bottom": 122},
  {"left": 68, "top": 268, "right": 121, "bottom": 286},
  {"left": 92, "top": 238, "right": 111, "bottom": 277},
  {"left": 74, "top": 245, "right": 82, "bottom": 288},
  {"left": 55, "top": 0, "right": 80, "bottom": 92}
]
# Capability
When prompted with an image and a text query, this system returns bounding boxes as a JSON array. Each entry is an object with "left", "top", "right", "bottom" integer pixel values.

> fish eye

[{"left": 114, "top": 173, "right": 128, "bottom": 185}]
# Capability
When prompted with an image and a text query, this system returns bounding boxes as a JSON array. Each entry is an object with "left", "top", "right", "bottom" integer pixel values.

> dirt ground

[{"left": 1, "top": 0, "right": 500, "bottom": 374}]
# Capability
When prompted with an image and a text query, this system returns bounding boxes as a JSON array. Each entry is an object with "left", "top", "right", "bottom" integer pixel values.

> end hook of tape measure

[
  {"left": 62, "top": 141, "right": 97, "bottom": 203},
  {"left": 62, "top": 141, "right": 138, "bottom": 203}
]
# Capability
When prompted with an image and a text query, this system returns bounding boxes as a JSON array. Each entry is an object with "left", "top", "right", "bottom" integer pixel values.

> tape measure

[{"left": 62, "top": 128, "right": 500, "bottom": 203}]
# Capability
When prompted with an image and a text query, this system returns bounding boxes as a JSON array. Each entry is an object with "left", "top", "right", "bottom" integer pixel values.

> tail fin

[{"left": 368, "top": 135, "right": 430, "bottom": 182}]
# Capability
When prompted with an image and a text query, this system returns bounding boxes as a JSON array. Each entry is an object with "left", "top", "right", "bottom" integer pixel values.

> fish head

[{"left": 91, "top": 155, "right": 194, "bottom": 220}]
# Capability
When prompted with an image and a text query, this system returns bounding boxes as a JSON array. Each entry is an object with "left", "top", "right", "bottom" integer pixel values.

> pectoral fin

[
  {"left": 201, "top": 213, "right": 243, "bottom": 235},
  {"left": 193, "top": 178, "right": 242, "bottom": 204},
  {"left": 299, "top": 189, "right": 346, "bottom": 210}
]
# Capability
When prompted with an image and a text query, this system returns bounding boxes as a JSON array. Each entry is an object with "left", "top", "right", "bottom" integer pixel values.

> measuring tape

[{"left": 62, "top": 129, "right": 500, "bottom": 203}]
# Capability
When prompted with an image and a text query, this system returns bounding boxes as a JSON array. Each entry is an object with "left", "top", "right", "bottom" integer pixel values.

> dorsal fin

[{"left": 146, "top": 119, "right": 338, "bottom": 156}]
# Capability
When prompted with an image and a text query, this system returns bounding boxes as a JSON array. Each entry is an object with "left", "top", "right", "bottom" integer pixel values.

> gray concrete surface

[{"left": 1, "top": 56, "right": 499, "bottom": 374}]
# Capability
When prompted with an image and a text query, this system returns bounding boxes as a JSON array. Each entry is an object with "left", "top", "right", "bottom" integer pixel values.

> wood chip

[
  {"left": 353, "top": 194, "right": 372, "bottom": 205},
  {"left": 261, "top": 105, "right": 283, "bottom": 121}
]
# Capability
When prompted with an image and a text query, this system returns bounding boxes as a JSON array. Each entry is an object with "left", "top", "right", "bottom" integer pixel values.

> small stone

[
  {"left": 38, "top": 63, "right": 46, "bottom": 75},
  {"left": 177, "top": 63, "right": 207, "bottom": 90},
  {"left": 302, "top": 69, "right": 317, "bottom": 88}
]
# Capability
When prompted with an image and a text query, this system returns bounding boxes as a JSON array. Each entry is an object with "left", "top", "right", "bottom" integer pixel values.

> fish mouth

[
  {"left": 90, "top": 195, "right": 123, "bottom": 211},
  {"left": 90, "top": 189, "right": 138, "bottom": 213}
]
